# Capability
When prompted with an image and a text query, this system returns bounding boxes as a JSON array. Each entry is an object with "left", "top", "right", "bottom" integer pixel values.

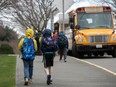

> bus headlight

[
  {"left": 112, "top": 35, "right": 116, "bottom": 41},
  {"left": 77, "top": 38, "right": 84, "bottom": 42},
  {"left": 113, "top": 37, "right": 116, "bottom": 41}
]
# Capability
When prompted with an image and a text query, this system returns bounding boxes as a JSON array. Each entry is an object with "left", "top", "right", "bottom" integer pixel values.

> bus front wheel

[
  {"left": 112, "top": 48, "right": 116, "bottom": 58},
  {"left": 72, "top": 42, "right": 77, "bottom": 57},
  {"left": 72, "top": 43, "right": 83, "bottom": 58}
]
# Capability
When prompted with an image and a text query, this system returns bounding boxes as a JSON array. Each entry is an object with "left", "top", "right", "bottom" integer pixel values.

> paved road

[
  {"left": 16, "top": 55, "right": 116, "bottom": 87},
  {"left": 82, "top": 55, "right": 116, "bottom": 73}
]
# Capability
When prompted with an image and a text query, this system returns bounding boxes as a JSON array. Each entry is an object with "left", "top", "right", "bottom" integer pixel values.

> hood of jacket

[
  {"left": 43, "top": 29, "right": 51, "bottom": 37},
  {"left": 58, "top": 33, "right": 65, "bottom": 37},
  {"left": 25, "top": 28, "right": 34, "bottom": 38}
]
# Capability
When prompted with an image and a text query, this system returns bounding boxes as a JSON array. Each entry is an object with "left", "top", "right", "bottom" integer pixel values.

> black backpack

[
  {"left": 42, "top": 37, "right": 58, "bottom": 52},
  {"left": 58, "top": 35, "right": 67, "bottom": 49}
]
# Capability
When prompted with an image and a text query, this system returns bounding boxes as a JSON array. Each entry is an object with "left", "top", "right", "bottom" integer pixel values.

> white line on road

[{"left": 72, "top": 57, "right": 116, "bottom": 76}]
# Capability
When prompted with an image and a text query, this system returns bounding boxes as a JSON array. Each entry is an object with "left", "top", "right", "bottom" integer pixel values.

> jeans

[
  {"left": 23, "top": 59, "right": 34, "bottom": 79},
  {"left": 59, "top": 48, "right": 67, "bottom": 60}
]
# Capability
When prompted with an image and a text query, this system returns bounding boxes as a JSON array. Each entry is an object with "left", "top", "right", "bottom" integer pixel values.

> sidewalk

[{"left": 16, "top": 55, "right": 82, "bottom": 87}]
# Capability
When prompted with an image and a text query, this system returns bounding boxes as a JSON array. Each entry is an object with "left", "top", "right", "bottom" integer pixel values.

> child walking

[
  {"left": 18, "top": 28, "right": 37, "bottom": 85},
  {"left": 40, "top": 29, "right": 58, "bottom": 85}
]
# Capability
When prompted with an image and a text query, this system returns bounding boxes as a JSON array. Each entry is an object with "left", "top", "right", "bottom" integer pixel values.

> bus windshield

[{"left": 77, "top": 12, "right": 112, "bottom": 30}]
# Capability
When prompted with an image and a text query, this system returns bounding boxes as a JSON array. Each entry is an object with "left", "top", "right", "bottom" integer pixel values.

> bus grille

[{"left": 88, "top": 35, "right": 109, "bottom": 43}]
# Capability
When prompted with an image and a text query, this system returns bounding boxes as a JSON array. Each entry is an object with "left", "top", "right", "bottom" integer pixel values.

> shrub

[{"left": 0, "top": 44, "right": 14, "bottom": 54}]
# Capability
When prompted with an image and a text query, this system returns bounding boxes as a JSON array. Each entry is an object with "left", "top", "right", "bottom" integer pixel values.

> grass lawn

[{"left": 0, "top": 55, "right": 16, "bottom": 87}]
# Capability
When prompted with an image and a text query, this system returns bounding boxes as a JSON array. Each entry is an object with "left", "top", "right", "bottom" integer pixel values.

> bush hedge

[{"left": 0, "top": 44, "right": 14, "bottom": 54}]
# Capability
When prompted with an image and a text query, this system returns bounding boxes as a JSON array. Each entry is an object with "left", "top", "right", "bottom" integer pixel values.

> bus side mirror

[
  {"left": 54, "top": 23, "right": 59, "bottom": 31},
  {"left": 70, "top": 24, "right": 74, "bottom": 29},
  {"left": 75, "top": 25, "right": 80, "bottom": 29},
  {"left": 69, "top": 17, "right": 74, "bottom": 23}
]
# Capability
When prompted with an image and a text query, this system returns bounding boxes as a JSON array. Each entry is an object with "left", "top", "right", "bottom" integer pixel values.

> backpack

[
  {"left": 42, "top": 37, "right": 58, "bottom": 53},
  {"left": 58, "top": 35, "right": 67, "bottom": 48},
  {"left": 22, "top": 38, "right": 35, "bottom": 60}
]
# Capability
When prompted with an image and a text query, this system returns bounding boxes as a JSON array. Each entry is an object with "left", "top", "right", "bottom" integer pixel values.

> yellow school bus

[{"left": 65, "top": 6, "right": 116, "bottom": 58}]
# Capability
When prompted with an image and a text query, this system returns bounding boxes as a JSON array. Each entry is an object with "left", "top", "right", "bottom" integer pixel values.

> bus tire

[
  {"left": 99, "top": 53, "right": 104, "bottom": 56},
  {"left": 112, "top": 49, "right": 116, "bottom": 58},
  {"left": 72, "top": 42, "right": 77, "bottom": 57},
  {"left": 72, "top": 43, "right": 83, "bottom": 58}
]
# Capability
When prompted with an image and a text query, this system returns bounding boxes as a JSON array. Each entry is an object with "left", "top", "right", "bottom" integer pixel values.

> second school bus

[{"left": 56, "top": 6, "right": 116, "bottom": 58}]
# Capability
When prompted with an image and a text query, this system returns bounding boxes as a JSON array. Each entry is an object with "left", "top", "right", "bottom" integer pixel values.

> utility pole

[
  {"left": 62, "top": 0, "right": 65, "bottom": 32},
  {"left": 51, "top": 7, "right": 58, "bottom": 31},
  {"left": 51, "top": 12, "right": 54, "bottom": 31}
]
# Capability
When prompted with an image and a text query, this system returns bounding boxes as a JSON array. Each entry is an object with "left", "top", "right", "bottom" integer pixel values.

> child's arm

[
  {"left": 18, "top": 38, "right": 24, "bottom": 51},
  {"left": 33, "top": 39, "right": 37, "bottom": 51}
]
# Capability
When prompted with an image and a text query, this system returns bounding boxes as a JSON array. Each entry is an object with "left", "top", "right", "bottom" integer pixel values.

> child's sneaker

[
  {"left": 64, "top": 59, "right": 67, "bottom": 62},
  {"left": 50, "top": 79, "right": 52, "bottom": 84},
  {"left": 29, "top": 79, "right": 32, "bottom": 84},
  {"left": 59, "top": 58, "right": 62, "bottom": 61},
  {"left": 47, "top": 75, "right": 51, "bottom": 85},
  {"left": 24, "top": 78, "right": 29, "bottom": 85}
]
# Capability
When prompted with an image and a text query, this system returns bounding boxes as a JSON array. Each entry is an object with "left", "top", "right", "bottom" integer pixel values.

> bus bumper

[{"left": 75, "top": 44, "right": 115, "bottom": 53}]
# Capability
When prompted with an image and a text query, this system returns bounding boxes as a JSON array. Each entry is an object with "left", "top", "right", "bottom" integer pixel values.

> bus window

[{"left": 77, "top": 12, "right": 112, "bottom": 29}]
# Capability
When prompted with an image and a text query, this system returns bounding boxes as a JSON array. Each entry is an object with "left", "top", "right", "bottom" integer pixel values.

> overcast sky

[
  {"left": 53, "top": 0, "right": 74, "bottom": 12},
  {"left": 1, "top": 0, "right": 116, "bottom": 36}
]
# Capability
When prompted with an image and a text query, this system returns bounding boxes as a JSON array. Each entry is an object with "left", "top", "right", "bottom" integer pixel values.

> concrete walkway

[
  {"left": 16, "top": 55, "right": 116, "bottom": 87},
  {"left": 16, "top": 55, "right": 78, "bottom": 87}
]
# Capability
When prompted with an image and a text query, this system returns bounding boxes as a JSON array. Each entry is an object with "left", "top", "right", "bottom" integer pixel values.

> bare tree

[
  {"left": 103, "top": 0, "right": 116, "bottom": 8},
  {"left": 93, "top": 0, "right": 116, "bottom": 9},
  {"left": 110, "top": 0, "right": 116, "bottom": 8},
  {"left": 9, "top": 0, "right": 58, "bottom": 33},
  {"left": 0, "top": 0, "right": 18, "bottom": 25},
  {"left": 0, "top": 0, "right": 18, "bottom": 11},
  {"left": 0, "top": 0, "right": 10, "bottom": 11}
]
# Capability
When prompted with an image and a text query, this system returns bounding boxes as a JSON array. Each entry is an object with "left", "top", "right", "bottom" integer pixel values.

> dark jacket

[
  {"left": 58, "top": 33, "right": 68, "bottom": 49},
  {"left": 40, "top": 29, "right": 58, "bottom": 54}
]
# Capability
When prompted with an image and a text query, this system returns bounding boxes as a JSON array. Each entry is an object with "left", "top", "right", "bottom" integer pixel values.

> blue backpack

[
  {"left": 22, "top": 38, "right": 35, "bottom": 60},
  {"left": 42, "top": 37, "right": 58, "bottom": 53}
]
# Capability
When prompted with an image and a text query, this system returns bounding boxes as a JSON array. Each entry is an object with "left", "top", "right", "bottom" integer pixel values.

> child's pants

[{"left": 23, "top": 59, "right": 34, "bottom": 79}]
